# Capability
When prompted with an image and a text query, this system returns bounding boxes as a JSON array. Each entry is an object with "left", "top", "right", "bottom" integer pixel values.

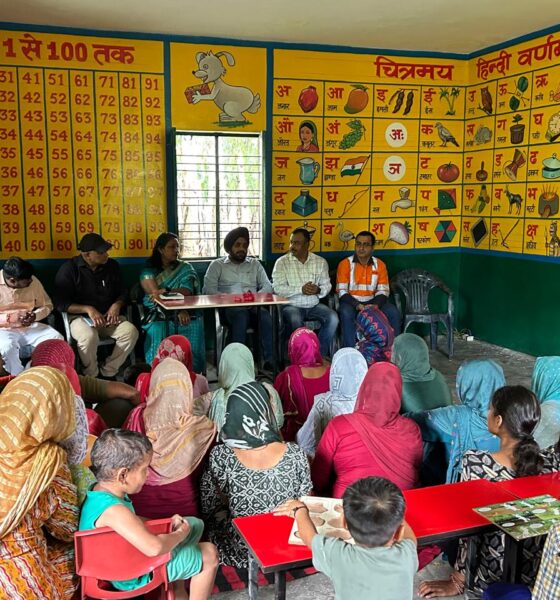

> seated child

[
  {"left": 274, "top": 476, "right": 418, "bottom": 600},
  {"left": 79, "top": 429, "right": 218, "bottom": 600}
]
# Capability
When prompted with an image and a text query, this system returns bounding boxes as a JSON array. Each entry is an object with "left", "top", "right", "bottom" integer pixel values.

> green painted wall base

[{"left": 458, "top": 252, "right": 557, "bottom": 357}]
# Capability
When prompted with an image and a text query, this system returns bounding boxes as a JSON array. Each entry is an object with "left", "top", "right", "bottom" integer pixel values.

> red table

[
  {"left": 155, "top": 293, "right": 289, "bottom": 373},
  {"left": 233, "top": 480, "right": 520, "bottom": 599},
  {"left": 404, "top": 479, "right": 520, "bottom": 544},
  {"left": 494, "top": 473, "right": 560, "bottom": 582},
  {"left": 496, "top": 473, "right": 560, "bottom": 500},
  {"left": 233, "top": 514, "right": 311, "bottom": 600}
]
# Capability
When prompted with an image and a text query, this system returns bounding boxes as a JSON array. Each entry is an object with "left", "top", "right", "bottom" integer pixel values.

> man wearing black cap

[
  {"left": 203, "top": 227, "right": 273, "bottom": 364},
  {"left": 54, "top": 233, "right": 138, "bottom": 378}
]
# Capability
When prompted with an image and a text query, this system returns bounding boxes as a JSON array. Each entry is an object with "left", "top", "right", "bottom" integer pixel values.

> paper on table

[
  {"left": 474, "top": 494, "right": 560, "bottom": 541},
  {"left": 160, "top": 292, "right": 185, "bottom": 300},
  {"left": 288, "top": 496, "right": 354, "bottom": 545}
]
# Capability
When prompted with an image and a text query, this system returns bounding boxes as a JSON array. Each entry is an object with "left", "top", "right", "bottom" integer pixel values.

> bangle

[{"left": 293, "top": 505, "right": 308, "bottom": 517}]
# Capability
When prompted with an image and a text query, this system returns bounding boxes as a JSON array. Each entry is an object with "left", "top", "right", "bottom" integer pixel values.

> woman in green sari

[{"left": 140, "top": 233, "right": 205, "bottom": 371}]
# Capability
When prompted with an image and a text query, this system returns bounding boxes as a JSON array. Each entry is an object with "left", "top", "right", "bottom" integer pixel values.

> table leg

[
  {"left": 274, "top": 571, "right": 286, "bottom": 600},
  {"left": 272, "top": 304, "right": 281, "bottom": 378},
  {"left": 248, "top": 553, "right": 259, "bottom": 600},
  {"left": 503, "top": 535, "right": 521, "bottom": 583},
  {"left": 465, "top": 536, "right": 477, "bottom": 591}
]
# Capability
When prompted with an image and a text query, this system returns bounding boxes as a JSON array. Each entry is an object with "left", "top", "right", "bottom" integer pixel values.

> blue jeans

[
  {"left": 281, "top": 303, "right": 339, "bottom": 356},
  {"left": 222, "top": 306, "right": 273, "bottom": 362},
  {"left": 339, "top": 301, "right": 402, "bottom": 348}
]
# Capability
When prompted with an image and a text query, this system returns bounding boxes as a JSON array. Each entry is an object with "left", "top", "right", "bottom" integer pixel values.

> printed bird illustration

[
  {"left": 435, "top": 122, "right": 459, "bottom": 147},
  {"left": 337, "top": 221, "right": 355, "bottom": 250}
]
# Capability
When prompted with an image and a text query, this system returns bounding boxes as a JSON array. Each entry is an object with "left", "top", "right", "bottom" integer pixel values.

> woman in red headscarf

[
  {"left": 312, "top": 362, "right": 423, "bottom": 497},
  {"left": 125, "top": 335, "right": 210, "bottom": 433},
  {"left": 274, "top": 328, "right": 330, "bottom": 442}
]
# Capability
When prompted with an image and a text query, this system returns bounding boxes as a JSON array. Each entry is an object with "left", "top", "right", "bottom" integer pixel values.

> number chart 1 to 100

[{"left": 0, "top": 32, "right": 168, "bottom": 259}]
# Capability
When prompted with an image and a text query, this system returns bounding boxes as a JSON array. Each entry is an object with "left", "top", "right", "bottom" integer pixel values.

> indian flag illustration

[{"left": 340, "top": 155, "right": 369, "bottom": 176}]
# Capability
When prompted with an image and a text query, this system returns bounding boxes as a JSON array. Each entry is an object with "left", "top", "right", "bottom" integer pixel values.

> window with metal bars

[{"left": 174, "top": 131, "right": 264, "bottom": 259}]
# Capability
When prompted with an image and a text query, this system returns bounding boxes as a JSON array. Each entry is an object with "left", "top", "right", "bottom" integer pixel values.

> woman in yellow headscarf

[{"left": 0, "top": 367, "right": 79, "bottom": 600}]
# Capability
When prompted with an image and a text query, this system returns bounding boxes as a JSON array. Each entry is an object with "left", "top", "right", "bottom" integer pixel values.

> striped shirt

[
  {"left": 272, "top": 252, "right": 331, "bottom": 309},
  {"left": 336, "top": 255, "right": 389, "bottom": 302},
  {"left": 533, "top": 522, "right": 560, "bottom": 600}
]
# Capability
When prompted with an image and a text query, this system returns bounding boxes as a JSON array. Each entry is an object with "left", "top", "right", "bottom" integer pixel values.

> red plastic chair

[{"left": 74, "top": 518, "right": 175, "bottom": 599}]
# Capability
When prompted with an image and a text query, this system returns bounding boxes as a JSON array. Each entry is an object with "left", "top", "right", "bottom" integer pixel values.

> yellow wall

[
  {"left": 462, "top": 32, "right": 560, "bottom": 257},
  {"left": 0, "top": 25, "right": 559, "bottom": 259}
]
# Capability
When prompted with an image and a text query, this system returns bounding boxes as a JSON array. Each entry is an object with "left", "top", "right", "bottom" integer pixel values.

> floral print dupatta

[{"left": 221, "top": 381, "right": 282, "bottom": 450}]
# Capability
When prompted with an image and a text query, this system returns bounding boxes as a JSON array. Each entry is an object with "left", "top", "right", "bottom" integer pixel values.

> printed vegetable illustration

[
  {"left": 403, "top": 91, "right": 414, "bottom": 115},
  {"left": 298, "top": 86, "right": 319, "bottom": 113},
  {"left": 389, "top": 89, "right": 414, "bottom": 115},
  {"left": 390, "top": 90, "right": 404, "bottom": 112},
  {"left": 384, "top": 221, "right": 412, "bottom": 247},
  {"left": 437, "top": 162, "right": 460, "bottom": 183},
  {"left": 339, "top": 119, "right": 366, "bottom": 150},
  {"left": 439, "top": 87, "right": 461, "bottom": 116},
  {"left": 344, "top": 85, "right": 369, "bottom": 114}
]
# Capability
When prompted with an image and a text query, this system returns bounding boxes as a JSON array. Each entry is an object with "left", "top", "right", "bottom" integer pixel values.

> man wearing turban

[{"left": 203, "top": 227, "right": 274, "bottom": 367}]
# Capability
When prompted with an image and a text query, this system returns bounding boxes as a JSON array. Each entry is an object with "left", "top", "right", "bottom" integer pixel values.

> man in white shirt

[{"left": 272, "top": 228, "right": 338, "bottom": 356}]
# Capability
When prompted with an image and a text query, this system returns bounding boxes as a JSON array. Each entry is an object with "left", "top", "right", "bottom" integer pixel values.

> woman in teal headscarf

[
  {"left": 140, "top": 232, "right": 205, "bottom": 371},
  {"left": 412, "top": 359, "right": 505, "bottom": 483},
  {"left": 391, "top": 333, "right": 453, "bottom": 414},
  {"left": 532, "top": 357, "right": 560, "bottom": 449},
  {"left": 209, "top": 343, "right": 283, "bottom": 433}
]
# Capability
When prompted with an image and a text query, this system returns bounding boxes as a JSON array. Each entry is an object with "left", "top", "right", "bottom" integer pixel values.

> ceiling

[{"left": 1, "top": 0, "right": 559, "bottom": 55}]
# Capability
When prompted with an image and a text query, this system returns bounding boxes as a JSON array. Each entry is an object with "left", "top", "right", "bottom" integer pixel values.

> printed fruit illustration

[
  {"left": 298, "top": 86, "right": 319, "bottom": 113},
  {"left": 437, "top": 162, "right": 460, "bottom": 183},
  {"left": 344, "top": 85, "right": 369, "bottom": 114}
]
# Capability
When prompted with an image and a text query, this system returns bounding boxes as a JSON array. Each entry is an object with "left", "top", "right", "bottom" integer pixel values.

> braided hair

[{"left": 491, "top": 386, "right": 543, "bottom": 477}]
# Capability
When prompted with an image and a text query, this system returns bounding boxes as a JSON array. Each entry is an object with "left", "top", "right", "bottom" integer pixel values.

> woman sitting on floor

[
  {"left": 31, "top": 339, "right": 140, "bottom": 427},
  {"left": 200, "top": 381, "right": 312, "bottom": 568},
  {"left": 296, "top": 347, "right": 368, "bottom": 458},
  {"left": 312, "top": 362, "right": 423, "bottom": 497},
  {"left": 0, "top": 367, "right": 80, "bottom": 600},
  {"left": 140, "top": 232, "right": 205, "bottom": 371},
  {"left": 419, "top": 386, "right": 548, "bottom": 598},
  {"left": 531, "top": 356, "right": 560, "bottom": 450},
  {"left": 125, "top": 335, "right": 211, "bottom": 429},
  {"left": 210, "top": 342, "right": 283, "bottom": 433},
  {"left": 125, "top": 358, "right": 216, "bottom": 519},
  {"left": 391, "top": 333, "right": 453, "bottom": 414},
  {"left": 355, "top": 305, "right": 394, "bottom": 366},
  {"left": 274, "top": 327, "right": 330, "bottom": 441},
  {"left": 412, "top": 359, "right": 506, "bottom": 484}
]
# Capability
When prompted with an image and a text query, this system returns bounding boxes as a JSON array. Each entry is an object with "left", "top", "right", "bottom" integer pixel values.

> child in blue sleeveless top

[{"left": 79, "top": 429, "right": 218, "bottom": 599}]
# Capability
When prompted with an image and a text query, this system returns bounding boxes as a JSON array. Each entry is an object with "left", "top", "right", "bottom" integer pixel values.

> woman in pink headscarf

[
  {"left": 274, "top": 328, "right": 330, "bottom": 442},
  {"left": 128, "top": 358, "right": 216, "bottom": 519},
  {"left": 312, "top": 362, "right": 423, "bottom": 497},
  {"left": 125, "top": 335, "right": 211, "bottom": 432},
  {"left": 135, "top": 335, "right": 209, "bottom": 402}
]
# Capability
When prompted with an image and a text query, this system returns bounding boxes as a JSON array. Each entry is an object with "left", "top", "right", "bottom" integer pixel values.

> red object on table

[
  {"left": 404, "top": 479, "right": 520, "bottom": 543},
  {"left": 495, "top": 473, "right": 560, "bottom": 500},
  {"left": 155, "top": 292, "right": 288, "bottom": 311},
  {"left": 233, "top": 514, "right": 312, "bottom": 572}
]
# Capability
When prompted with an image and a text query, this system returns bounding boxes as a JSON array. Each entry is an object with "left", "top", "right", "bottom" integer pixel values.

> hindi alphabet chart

[
  {"left": 271, "top": 49, "right": 466, "bottom": 254},
  {"left": 0, "top": 31, "right": 167, "bottom": 259},
  {"left": 462, "top": 32, "right": 560, "bottom": 258}
]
